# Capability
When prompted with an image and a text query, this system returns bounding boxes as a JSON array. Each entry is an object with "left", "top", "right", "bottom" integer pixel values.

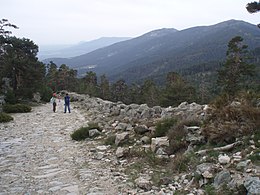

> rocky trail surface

[{"left": 0, "top": 102, "right": 131, "bottom": 195}]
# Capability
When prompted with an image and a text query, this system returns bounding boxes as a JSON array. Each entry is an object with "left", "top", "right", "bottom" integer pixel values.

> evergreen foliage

[
  {"left": 246, "top": 1, "right": 260, "bottom": 13},
  {"left": 3, "top": 104, "right": 31, "bottom": 113},
  {"left": 0, "top": 112, "right": 13, "bottom": 123},
  {"left": 99, "top": 74, "right": 110, "bottom": 100},
  {"left": 153, "top": 118, "right": 177, "bottom": 137},
  {"left": 82, "top": 71, "right": 98, "bottom": 96},
  {"left": 0, "top": 18, "right": 258, "bottom": 108},
  {"left": 160, "top": 72, "right": 197, "bottom": 107},
  {"left": 71, "top": 123, "right": 101, "bottom": 141},
  {"left": 246, "top": 0, "right": 260, "bottom": 28},
  {"left": 45, "top": 62, "right": 78, "bottom": 92},
  {"left": 4, "top": 89, "right": 17, "bottom": 104},
  {"left": 2, "top": 37, "right": 45, "bottom": 97},
  {"left": 140, "top": 79, "right": 160, "bottom": 106},
  {"left": 38, "top": 85, "right": 53, "bottom": 102},
  {"left": 110, "top": 79, "right": 129, "bottom": 103},
  {"left": 217, "top": 36, "right": 256, "bottom": 97}
]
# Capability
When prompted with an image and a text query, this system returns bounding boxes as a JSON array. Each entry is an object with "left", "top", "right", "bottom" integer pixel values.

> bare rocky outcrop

[
  {"left": 70, "top": 93, "right": 259, "bottom": 194},
  {"left": 0, "top": 92, "right": 259, "bottom": 194}
]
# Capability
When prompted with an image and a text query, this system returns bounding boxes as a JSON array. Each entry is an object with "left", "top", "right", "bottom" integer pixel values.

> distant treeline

[{"left": 0, "top": 19, "right": 259, "bottom": 106}]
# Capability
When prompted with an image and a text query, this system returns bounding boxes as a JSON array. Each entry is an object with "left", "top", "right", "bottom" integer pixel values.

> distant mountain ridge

[
  {"left": 43, "top": 20, "right": 260, "bottom": 83},
  {"left": 38, "top": 37, "right": 131, "bottom": 60}
]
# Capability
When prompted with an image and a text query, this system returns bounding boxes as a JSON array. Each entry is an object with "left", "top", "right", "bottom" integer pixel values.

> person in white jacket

[{"left": 50, "top": 93, "right": 57, "bottom": 112}]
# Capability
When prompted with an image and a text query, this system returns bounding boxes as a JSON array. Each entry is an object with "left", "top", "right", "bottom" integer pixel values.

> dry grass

[
  {"left": 167, "top": 119, "right": 201, "bottom": 155},
  {"left": 167, "top": 121, "right": 188, "bottom": 155},
  {"left": 168, "top": 152, "right": 199, "bottom": 173},
  {"left": 202, "top": 99, "right": 260, "bottom": 144}
]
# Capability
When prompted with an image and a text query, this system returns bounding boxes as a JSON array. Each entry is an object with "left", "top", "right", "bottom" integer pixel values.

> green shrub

[
  {"left": 211, "top": 93, "right": 230, "bottom": 109},
  {"left": 203, "top": 184, "right": 217, "bottom": 195},
  {"left": 182, "top": 119, "right": 202, "bottom": 127},
  {"left": 3, "top": 104, "right": 32, "bottom": 113},
  {"left": 169, "top": 153, "right": 190, "bottom": 173},
  {"left": 39, "top": 86, "right": 53, "bottom": 102},
  {"left": 71, "top": 127, "right": 90, "bottom": 141},
  {"left": 153, "top": 118, "right": 177, "bottom": 137},
  {"left": 4, "top": 89, "right": 17, "bottom": 104},
  {"left": 167, "top": 120, "right": 201, "bottom": 155},
  {"left": 248, "top": 150, "right": 260, "bottom": 165},
  {"left": 71, "top": 123, "right": 101, "bottom": 141},
  {"left": 0, "top": 112, "right": 13, "bottom": 123},
  {"left": 253, "top": 130, "right": 260, "bottom": 148}
]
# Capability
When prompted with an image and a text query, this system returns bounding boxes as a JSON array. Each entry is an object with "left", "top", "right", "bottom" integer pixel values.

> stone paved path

[{"left": 0, "top": 102, "right": 131, "bottom": 195}]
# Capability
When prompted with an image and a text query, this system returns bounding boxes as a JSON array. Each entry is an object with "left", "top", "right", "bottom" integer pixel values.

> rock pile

[
  {"left": 70, "top": 92, "right": 260, "bottom": 194},
  {"left": 0, "top": 92, "right": 259, "bottom": 194}
]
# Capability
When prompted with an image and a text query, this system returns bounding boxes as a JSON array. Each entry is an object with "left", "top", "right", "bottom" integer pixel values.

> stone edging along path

[{"left": 0, "top": 102, "right": 132, "bottom": 195}]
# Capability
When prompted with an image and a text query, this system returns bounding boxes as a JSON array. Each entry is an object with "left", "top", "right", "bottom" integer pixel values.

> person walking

[
  {"left": 50, "top": 93, "right": 57, "bottom": 112},
  {"left": 64, "top": 93, "right": 71, "bottom": 113}
]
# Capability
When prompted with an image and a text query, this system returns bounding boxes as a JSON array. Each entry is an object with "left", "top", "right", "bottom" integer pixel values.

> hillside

[{"left": 44, "top": 20, "right": 260, "bottom": 83}]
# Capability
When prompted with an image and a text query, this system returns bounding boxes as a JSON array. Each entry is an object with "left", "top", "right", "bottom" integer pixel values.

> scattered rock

[
  {"left": 150, "top": 137, "right": 169, "bottom": 153},
  {"left": 244, "top": 177, "right": 260, "bottom": 195},
  {"left": 213, "top": 170, "right": 231, "bottom": 189},
  {"left": 115, "top": 132, "right": 129, "bottom": 146},
  {"left": 116, "top": 147, "right": 129, "bottom": 158},
  {"left": 135, "top": 177, "right": 152, "bottom": 191},
  {"left": 218, "top": 154, "right": 231, "bottom": 164},
  {"left": 134, "top": 125, "right": 150, "bottom": 135},
  {"left": 89, "top": 129, "right": 101, "bottom": 137}
]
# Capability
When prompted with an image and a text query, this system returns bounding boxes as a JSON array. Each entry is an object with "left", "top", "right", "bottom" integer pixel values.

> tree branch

[{"left": 195, "top": 141, "right": 243, "bottom": 155}]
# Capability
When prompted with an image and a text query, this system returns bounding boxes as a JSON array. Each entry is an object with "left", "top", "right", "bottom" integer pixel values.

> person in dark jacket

[{"left": 64, "top": 93, "right": 71, "bottom": 113}]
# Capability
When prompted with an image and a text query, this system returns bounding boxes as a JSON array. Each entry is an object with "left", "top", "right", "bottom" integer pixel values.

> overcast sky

[{"left": 1, "top": 0, "right": 259, "bottom": 46}]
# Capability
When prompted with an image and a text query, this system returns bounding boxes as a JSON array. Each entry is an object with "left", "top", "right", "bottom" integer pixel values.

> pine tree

[
  {"left": 160, "top": 72, "right": 196, "bottom": 107},
  {"left": 2, "top": 37, "right": 44, "bottom": 98},
  {"left": 99, "top": 74, "right": 110, "bottom": 100},
  {"left": 246, "top": 1, "right": 260, "bottom": 28},
  {"left": 217, "top": 36, "right": 255, "bottom": 97},
  {"left": 140, "top": 79, "right": 160, "bottom": 106}
]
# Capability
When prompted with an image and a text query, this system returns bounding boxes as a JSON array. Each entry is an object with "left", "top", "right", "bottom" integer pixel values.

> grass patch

[
  {"left": 124, "top": 147, "right": 171, "bottom": 186},
  {"left": 3, "top": 104, "right": 31, "bottom": 113},
  {"left": 253, "top": 130, "right": 260, "bottom": 148},
  {"left": 153, "top": 118, "right": 177, "bottom": 137},
  {"left": 167, "top": 119, "right": 202, "bottom": 155},
  {"left": 71, "top": 123, "right": 101, "bottom": 141},
  {"left": 203, "top": 184, "right": 217, "bottom": 195},
  {"left": 124, "top": 161, "right": 144, "bottom": 183},
  {"left": 168, "top": 152, "right": 199, "bottom": 173},
  {"left": 167, "top": 120, "right": 191, "bottom": 155},
  {"left": 248, "top": 150, "right": 260, "bottom": 165},
  {"left": 0, "top": 112, "right": 13, "bottom": 123}
]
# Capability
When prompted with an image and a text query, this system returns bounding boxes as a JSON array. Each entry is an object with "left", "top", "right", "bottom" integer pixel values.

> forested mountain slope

[{"left": 44, "top": 20, "right": 260, "bottom": 83}]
